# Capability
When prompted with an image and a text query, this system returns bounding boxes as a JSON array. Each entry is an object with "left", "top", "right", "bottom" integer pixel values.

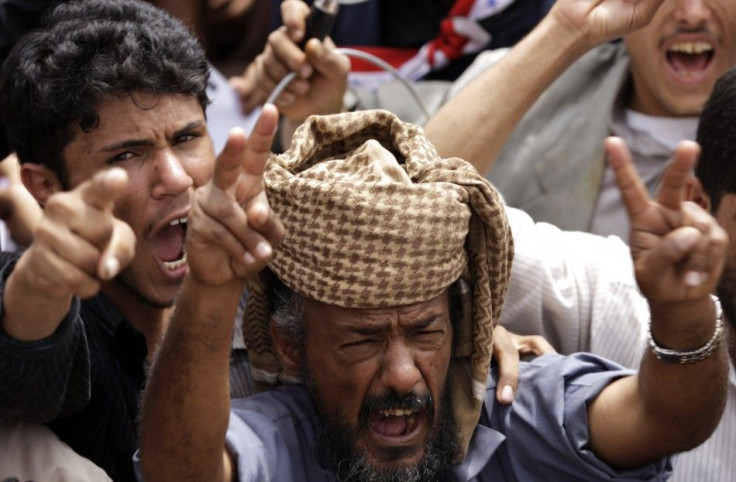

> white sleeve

[{"left": 500, "top": 206, "right": 649, "bottom": 369}]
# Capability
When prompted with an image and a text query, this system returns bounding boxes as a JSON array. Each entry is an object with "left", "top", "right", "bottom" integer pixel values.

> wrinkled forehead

[{"left": 302, "top": 291, "right": 452, "bottom": 330}]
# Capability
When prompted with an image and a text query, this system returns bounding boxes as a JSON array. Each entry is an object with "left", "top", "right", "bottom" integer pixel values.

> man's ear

[
  {"left": 20, "top": 163, "right": 62, "bottom": 207},
  {"left": 685, "top": 175, "right": 712, "bottom": 212},
  {"left": 269, "top": 318, "right": 302, "bottom": 377}
]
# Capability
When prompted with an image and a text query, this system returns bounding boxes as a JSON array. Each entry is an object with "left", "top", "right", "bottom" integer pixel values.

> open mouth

[
  {"left": 371, "top": 408, "right": 421, "bottom": 438},
  {"left": 152, "top": 217, "right": 188, "bottom": 271},
  {"left": 666, "top": 41, "right": 714, "bottom": 81}
]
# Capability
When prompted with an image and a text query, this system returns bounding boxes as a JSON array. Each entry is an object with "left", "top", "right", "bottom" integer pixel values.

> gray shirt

[{"left": 224, "top": 353, "right": 672, "bottom": 481}]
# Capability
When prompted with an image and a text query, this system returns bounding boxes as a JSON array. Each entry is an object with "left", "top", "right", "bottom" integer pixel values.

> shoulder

[{"left": 227, "top": 385, "right": 325, "bottom": 481}]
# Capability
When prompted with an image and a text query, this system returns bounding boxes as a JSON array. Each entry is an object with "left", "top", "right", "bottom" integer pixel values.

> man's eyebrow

[
  {"left": 100, "top": 138, "right": 154, "bottom": 152},
  {"left": 346, "top": 314, "right": 444, "bottom": 335},
  {"left": 173, "top": 120, "right": 206, "bottom": 138},
  {"left": 407, "top": 315, "right": 443, "bottom": 330},
  {"left": 99, "top": 120, "right": 205, "bottom": 152},
  {"left": 350, "top": 324, "right": 384, "bottom": 336}
]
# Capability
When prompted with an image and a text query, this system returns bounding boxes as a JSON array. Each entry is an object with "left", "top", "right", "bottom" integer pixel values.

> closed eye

[{"left": 342, "top": 338, "right": 378, "bottom": 349}]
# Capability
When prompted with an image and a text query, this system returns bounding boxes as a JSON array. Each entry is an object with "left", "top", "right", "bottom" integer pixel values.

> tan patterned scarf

[{"left": 244, "top": 109, "right": 513, "bottom": 459}]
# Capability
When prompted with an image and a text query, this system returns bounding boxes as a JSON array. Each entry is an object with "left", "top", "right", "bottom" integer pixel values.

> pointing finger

[
  {"left": 214, "top": 127, "right": 250, "bottom": 191},
  {"left": 606, "top": 137, "right": 650, "bottom": 218},
  {"left": 80, "top": 168, "right": 128, "bottom": 211},
  {"left": 656, "top": 141, "right": 699, "bottom": 210},
  {"left": 242, "top": 104, "right": 279, "bottom": 178}
]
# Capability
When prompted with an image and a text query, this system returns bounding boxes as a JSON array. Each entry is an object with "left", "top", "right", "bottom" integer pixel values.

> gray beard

[{"left": 311, "top": 387, "right": 460, "bottom": 482}]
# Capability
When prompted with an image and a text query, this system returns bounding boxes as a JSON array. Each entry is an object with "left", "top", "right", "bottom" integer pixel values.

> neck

[{"left": 102, "top": 283, "right": 172, "bottom": 361}]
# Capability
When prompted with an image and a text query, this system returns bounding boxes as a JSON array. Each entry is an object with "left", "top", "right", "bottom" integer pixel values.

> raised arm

[
  {"left": 2, "top": 168, "right": 133, "bottom": 341},
  {"left": 424, "top": 0, "right": 666, "bottom": 175},
  {"left": 587, "top": 138, "right": 729, "bottom": 467},
  {"left": 139, "top": 105, "right": 283, "bottom": 482},
  {"left": 0, "top": 167, "right": 135, "bottom": 420}
]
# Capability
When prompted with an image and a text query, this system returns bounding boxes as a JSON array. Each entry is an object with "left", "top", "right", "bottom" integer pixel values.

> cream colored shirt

[{"left": 501, "top": 205, "right": 736, "bottom": 482}]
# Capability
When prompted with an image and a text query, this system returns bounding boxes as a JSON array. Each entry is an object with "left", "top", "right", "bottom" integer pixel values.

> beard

[{"left": 309, "top": 381, "right": 460, "bottom": 482}]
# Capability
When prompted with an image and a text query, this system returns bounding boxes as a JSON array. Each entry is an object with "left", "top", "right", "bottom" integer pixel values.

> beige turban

[{"left": 244, "top": 109, "right": 513, "bottom": 459}]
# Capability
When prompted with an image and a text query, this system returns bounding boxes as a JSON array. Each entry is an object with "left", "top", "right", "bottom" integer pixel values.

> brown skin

[
  {"left": 5, "top": 93, "right": 214, "bottom": 353},
  {"left": 139, "top": 106, "right": 283, "bottom": 482},
  {"left": 297, "top": 293, "right": 453, "bottom": 470},
  {"left": 625, "top": 0, "right": 736, "bottom": 117}
]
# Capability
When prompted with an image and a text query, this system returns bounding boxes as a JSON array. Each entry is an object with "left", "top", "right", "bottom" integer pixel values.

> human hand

[
  {"left": 230, "top": 0, "right": 348, "bottom": 118},
  {"left": 607, "top": 137, "right": 727, "bottom": 308},
  {"left": 492, "top": 325, "right": 556, "bottom": 405},
  {"left": 549, "top": 0, "right": 665, "bottom": 50},
  {"left": 17, "top": 168, "right": 135, "bottom": 301},
  {"left": 186, "top": 105, "right": 284, "bottom": 287},
  {"left": 229, "top": 0, "right": 311, "bottom": 114}
]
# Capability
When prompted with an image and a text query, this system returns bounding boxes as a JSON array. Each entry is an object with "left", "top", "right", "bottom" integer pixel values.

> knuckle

[{"left": 45, "top": 195, "right": 76, "bottom": 219}]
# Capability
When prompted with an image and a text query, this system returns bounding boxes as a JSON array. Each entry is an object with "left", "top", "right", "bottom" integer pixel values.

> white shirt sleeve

[{"left": 500, "top": 206, "right": 650, "bottom": 369}]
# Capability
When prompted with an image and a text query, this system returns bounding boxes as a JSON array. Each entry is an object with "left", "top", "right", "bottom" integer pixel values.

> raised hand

[
  {"left": 3, "top": 168, "right": 135, "bottom": 341},
  {"left": 229, "top": 0, "right": 349, "bottom": 119},
  {"left": 550, "top": 0, "right": 666, "bottom": 49},
  {"left": 606, "top": 136, "right": 728, "bottom": 306},
  {"left": 20, "top": 168, "right": 134, "bottom": 299},
  {"left": 186, "top": 104, "right": 284, "bottom": 287}
]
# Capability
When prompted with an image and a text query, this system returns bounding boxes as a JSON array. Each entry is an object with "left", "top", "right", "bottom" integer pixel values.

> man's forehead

[
  {"left": 65, "top": 94, "right": 205, "bottom": 149},
  {"left": 303, "top": 291, "right": 450, "bottom": 326}
]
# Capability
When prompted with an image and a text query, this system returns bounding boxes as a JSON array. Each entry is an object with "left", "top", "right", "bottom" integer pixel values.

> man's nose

[
  {"left": 380, "top": 340, "right": 422, "bottom": 395},
  {"left": 152, "top": 150, "right": 193, "bottom": 198},
  {"left": 673, "top": 0, "right": 710, "bottom": 27}
]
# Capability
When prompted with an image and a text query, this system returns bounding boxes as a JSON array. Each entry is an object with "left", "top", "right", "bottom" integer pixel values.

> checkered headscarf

[{"left": 244, "top": 109, "right": 513, "bottom": 457}]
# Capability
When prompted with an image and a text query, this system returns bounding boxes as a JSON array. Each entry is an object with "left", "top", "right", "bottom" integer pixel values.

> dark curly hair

[
  {"left": 0, "top": 0, "right": 210, "bottom": 188},
  {"left": 696, "top": 68, "right": 736, "bottom": 212}
]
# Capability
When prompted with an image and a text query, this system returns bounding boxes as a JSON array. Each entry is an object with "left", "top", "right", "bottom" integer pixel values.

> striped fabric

[
  {"left": 0, "top": 252, "right": 254, "bottom": 481},
  {"left": 501, "top": 206, "right": 736, "bottom": 481}
]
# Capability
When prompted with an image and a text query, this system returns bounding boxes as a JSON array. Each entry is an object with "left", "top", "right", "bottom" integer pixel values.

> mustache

[
  {"left": 359, "top": 391, "right": 434, "bottom": 422},
  {"left": 660, "top": 26, "right": 716, "bottom": 47}
]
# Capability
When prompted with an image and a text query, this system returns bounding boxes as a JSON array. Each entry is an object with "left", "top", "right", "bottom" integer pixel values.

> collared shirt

[
  {"left": 501, "top": 206, "right": 736, "bottom": 481},
  {"left": 0, "top": 253, "right": 145, "bottom": 482},
  {"left": 223, "top": 353, "right": 671, "bottom": 481}
]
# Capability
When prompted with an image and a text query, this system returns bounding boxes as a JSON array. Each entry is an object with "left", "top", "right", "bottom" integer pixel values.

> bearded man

[{"left": 139, "top": 109, "right": 728, "bottom": 481}]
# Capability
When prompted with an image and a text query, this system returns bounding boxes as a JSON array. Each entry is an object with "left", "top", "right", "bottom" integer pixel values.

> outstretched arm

[
  {"left": 139, "top": 106, "right": 283, "bottom": 482},
  {"left": 3, "top": 167, "right": 134, "bottom": 341},
  {"left": 425, "top": 0, "right": 666, "bottom": 175},
  {"left": 587, "top": 138, "right": 729, "bottom": 468}
]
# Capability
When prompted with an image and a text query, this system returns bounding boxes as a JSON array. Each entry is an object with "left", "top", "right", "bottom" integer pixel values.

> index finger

[
  {"left": 79, "top": 168, "right": 128, "bottom": 211},
  {"left": 242, "top": 104, "right": 279, "bottom": 178},
  {"left": 656, "top": 141, "right": 699, "bottom": 210},
  {"left": 605, "top": 136, "right": 650, "bottom": 218},
  {"left": 212, "top": 104, "right": 279, "bottom": 193}
]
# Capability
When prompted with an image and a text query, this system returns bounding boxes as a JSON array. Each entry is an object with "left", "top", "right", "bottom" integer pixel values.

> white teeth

[
  {"left": 379, "top": 408, "right": 416, "bottom": 417},
  {"left": 163, "top": 252, "right": 187, "bottom": 271},
  {"left": 669, "top": 42, "right": 713, "bottom": 54},
  {"left": 169, "top": 217, "right": 188, "bottom": 227}
]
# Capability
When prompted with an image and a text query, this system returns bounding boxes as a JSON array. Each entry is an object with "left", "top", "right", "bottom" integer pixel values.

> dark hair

[
  {"left": 0, "top": 0, "right": 209, "bottom": 187},
  {"left": 696, "top": 67, "right": 736, "bottom": 212}
]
